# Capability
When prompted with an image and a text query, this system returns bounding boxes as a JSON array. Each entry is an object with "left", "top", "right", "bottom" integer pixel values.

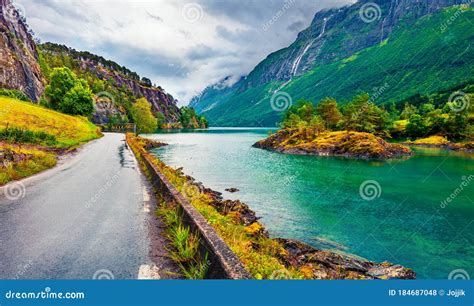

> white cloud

[{"left": 19, "top": 0, "right": 353, "bottom": 105}]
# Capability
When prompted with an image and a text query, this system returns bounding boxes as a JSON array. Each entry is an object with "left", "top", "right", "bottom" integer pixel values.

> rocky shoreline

[
  {"left": 253, "top": 129, "right": 413, "bottom": 160},
  {"left": 403, "top": 142, "right": 474, "bottom": 153},
  {"left": 177, "top": 169, "right": 416, "bottom": 280}
]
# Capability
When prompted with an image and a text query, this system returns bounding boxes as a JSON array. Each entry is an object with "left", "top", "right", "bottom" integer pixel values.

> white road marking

[
  {"left": 144, "top": 204, "right": 151, "bottom": 213},
  {"left": 143, "top": 187, "right": 150, "bottom": 201},
  {"left": 137, "top": 264, "right": 161, "bottom": 280},
  {"left": 143, "top": 186, "right": 151, "bottom": 212}
]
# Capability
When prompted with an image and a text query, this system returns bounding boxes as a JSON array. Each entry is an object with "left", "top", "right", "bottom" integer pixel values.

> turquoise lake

[{"left": 146, "top": 128, "right": 474, "bottom": 279}]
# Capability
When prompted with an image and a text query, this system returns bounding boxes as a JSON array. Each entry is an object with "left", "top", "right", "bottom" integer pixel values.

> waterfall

[
  {"left": 381, "top": 0, "right": 394, "bottom": 43},
  {"left": 290, "top": 17, "right": 329, "bottom": 77},
  {"left": 273, "top": 16, "right": 331, "bottom": 94},
  {"left": 290, "top": 41, "right": 315, "bottom": 76}
]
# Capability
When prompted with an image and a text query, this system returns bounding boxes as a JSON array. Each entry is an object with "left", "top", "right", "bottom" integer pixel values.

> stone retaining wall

[{"left": 127, "top": 138, "right": 251, "bottom": 279}]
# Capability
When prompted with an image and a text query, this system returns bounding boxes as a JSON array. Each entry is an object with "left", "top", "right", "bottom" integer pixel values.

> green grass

[
  {"left": 0, "top": 144, "right": 57, "bottom": 185},
  {"left": 0, "top": 95, "right": 100, "bottom": 185},
  {"left": 412, "top": 135, "right": 450, "bottom": 145},
  {"left": 0, "top": 96, "right": 100, "bottom": 148},
  {"left": 0, "top": 127, "right": 57, "bottom": 146},
  {"left": 156, "top": 201, "right": 209, "bottom": 279}
]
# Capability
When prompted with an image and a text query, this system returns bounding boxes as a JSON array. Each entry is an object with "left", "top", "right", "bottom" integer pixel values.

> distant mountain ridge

[{"left": 190, "top": 0, "right": 473, "bottom": 126}]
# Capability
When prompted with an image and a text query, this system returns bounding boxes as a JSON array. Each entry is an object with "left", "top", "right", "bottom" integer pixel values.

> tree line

[{"left": 281, "top": 92, "right": 472, "bottom": 141}]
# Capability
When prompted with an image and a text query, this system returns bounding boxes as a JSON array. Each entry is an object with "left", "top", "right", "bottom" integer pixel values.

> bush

[
  {"left": 156, "top": 112, "right": 166, "bottom": 129},
  {"left": 0, "top": 88, "right": 30, "bottom": 101},
  {"left": 0, "top": 126, "right": 57, "bottom": 146},
  {"left": 60, "top": 80, "right": 94, "bottom": 116}
]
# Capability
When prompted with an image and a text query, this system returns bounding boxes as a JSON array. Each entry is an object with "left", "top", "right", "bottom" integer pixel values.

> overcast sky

[{"left": 17, "top": 0, "right": 354, "bottom": 105}]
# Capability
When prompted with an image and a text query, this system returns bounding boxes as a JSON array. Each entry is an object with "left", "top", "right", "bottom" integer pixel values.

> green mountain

[{"left": 190, "top": 0, "right": 474, "bottom": 127}]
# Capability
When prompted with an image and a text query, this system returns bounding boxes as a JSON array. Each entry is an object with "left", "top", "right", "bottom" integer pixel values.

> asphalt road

[{"left": 0, "top": 133, "right": 174, "bottom": 279}]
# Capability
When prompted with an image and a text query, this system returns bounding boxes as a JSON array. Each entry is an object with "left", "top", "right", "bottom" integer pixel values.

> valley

[{"left": 0, "top": 0, "right": 472, "bottom": 281}]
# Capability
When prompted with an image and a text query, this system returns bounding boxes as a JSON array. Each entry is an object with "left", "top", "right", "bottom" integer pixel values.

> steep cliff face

[
  {"left": 191, "top": 0, "right": 473, "bottom": 126},
  {"left": 0, "top": 0, "right": 44, "bottom": 101},
  {"left": 77, "top": 58, "right": 181, "bottom": 123}
]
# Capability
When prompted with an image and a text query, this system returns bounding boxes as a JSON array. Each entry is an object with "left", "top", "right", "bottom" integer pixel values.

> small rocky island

[{"left": 253, "top": 129, "right": 412, "bottom": 159}]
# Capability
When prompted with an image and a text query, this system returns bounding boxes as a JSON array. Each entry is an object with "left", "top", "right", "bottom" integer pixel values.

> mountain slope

[
  {"left": 191, "top": 0, "right": 473, "bottom": 126},
  {"left": 38, "top": 42, "right": 181, "bottom": 125},
  {"left": 0, "top": 96, "right": 99, "bottom": 147}
]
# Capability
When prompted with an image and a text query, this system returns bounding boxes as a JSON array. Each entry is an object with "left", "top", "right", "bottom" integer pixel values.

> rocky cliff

[
  {"left": 0, "top": 0, "right": 44, "bottom": 101},
  {"left": 39, "top": 43, "right": 181, "bottom": 124},
  {"left": 79, "top": 58, "right": 180, "bottom": 124}
]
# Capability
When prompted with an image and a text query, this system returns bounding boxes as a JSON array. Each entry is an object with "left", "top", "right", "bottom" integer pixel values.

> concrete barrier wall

[{"left": 129, "top": 140, "right": 252, "bottom": 279}]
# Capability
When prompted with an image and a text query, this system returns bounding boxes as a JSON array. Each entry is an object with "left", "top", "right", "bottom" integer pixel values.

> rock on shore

[{"left": 277, "top": 239, "right": 416, "bottom": 279}]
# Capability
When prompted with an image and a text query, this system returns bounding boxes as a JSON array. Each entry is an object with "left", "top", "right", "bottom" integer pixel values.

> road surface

[{"left": 0, "top": 133, "right": 176, "bottom": 279}]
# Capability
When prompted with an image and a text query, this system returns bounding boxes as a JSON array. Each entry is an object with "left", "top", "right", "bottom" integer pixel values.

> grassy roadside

[
  {"left": 0, "top": 144, "right": 57, "bottom": 185},
  {"left": 0, "top": 96, "right": 101, "bottom": 185},
  {"left": 0, "top": 97, "right": 100, "bottom": 148}
]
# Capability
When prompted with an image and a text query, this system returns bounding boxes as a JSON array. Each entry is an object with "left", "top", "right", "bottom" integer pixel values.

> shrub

[
  {"left": 0, "top": 88, "right": 30, "bottom": 101},
  {"left": 0, "top": 126, "right": 57, "bottom": 146},
  {"left": 60, "top": 80, "right": 94, "bottom": 116}
]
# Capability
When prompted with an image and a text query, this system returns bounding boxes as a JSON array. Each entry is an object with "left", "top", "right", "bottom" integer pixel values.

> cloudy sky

[{"left": 18, "top": 0, "right": 354, "bottom": 105}]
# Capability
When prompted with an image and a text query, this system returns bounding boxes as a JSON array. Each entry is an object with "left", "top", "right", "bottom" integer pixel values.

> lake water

[{"left": 146, "top": 128, "right": 473, "bottom": 279}]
